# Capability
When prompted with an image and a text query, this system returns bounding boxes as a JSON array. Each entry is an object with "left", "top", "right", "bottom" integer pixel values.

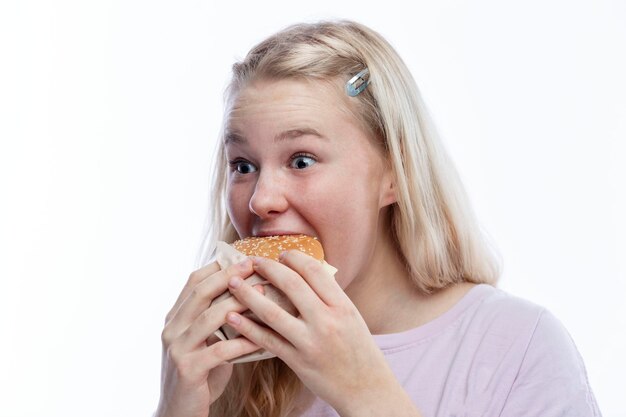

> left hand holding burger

[{"left": 225, "top": 249, "right": 403, "bottom": 414}]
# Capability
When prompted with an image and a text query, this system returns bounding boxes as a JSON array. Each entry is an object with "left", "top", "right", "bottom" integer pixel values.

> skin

[
  {"left": 224, "top": 78, "right": 475, "bottom": 337},
  {"left": 224, "top": 77, "right": 398, "bottom": 303},
  {"left": 223, "top": 78, "right": 439, "bottom": 416},
  {"left": 156, "top": 259, "right": 265, "bottom": 417},
  {"left": 155, "top": 77, "right": 475, "bottom": 417}
]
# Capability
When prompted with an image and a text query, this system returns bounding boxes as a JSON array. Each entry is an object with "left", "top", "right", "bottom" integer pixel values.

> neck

[
  {"left": 344, "top": 210, "right": 428, "bottom": 334},
  {"left": 344, "top": 209, "right": 477, "bottom": 335}
]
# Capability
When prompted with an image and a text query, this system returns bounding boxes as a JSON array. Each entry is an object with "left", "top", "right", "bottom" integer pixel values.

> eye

[
  {"left": 290, "top": 153, "right": 317, "bottom": 170},
  {"left": 228, "top": 159, "right": 258, "bottom": 174}
]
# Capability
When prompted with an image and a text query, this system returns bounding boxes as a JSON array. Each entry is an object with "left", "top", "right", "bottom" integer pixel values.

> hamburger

[
  {"left": 227, "top": 234, "right": 328, "bottom": 319},
  {"left": 212, "top": 234, "right": 337, "bottom": 363},
  {"left": 232, "top": 234, "right": 325, "bottom": 263}
]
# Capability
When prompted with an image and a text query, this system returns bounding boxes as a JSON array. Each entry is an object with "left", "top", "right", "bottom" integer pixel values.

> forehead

[{"left": 224, "top": 78, "right": 359, "bottom": 141}]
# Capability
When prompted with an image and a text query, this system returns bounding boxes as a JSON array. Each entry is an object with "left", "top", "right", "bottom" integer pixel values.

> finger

[
  {"left": 176, "top": 294, "right": 254, "bottom": 352},
  {"left": 250, "top": 256, "right": 320, "bottom": 318},
  {"left": 225, "top": 310, "right": 295, "bottom": 361},
  {"left": 227, "top": 275, "right": 305, "bottom": 347},
  {"left": 166, "top": 259, "right": 254, "bottom": 339},
  {"left": 205, "top": 285, "right": 265, "bottom": 347},
  {"left": 279, "top": 250, "right": 346, "bottom": 307},
  {"left": 165, "top": 261, "right": 221, "bottom": 324},
  {"left": 189, "top": 337, "right": 262, "bottom": 377}
]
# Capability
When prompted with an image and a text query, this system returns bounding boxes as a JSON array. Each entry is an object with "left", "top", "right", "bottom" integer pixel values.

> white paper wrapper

[{"left": 211, "top": 241, "right": 338, "bottom": 364}]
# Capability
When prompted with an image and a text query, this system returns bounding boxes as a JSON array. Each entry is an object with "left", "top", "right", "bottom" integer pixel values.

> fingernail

[
  {"left": 228, "top": 276, "right": 242, "bottom": 289},
  {"left": 251, "top": 256, "right": 264, "bottom": 267},
  {"left": 227, "top": 312, "right": 241, "bottom": 325},
  {"left": 279, "top": 251, "right": 288, "bottom": 261}
]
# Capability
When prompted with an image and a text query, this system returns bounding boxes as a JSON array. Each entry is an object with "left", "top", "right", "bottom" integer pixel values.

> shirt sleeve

[{"left": 500, "top": 308, "right": 602, "bottom": 417}]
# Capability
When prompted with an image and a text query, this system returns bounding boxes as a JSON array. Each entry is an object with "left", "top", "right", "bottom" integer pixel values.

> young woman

[{"left": 155, "top": 20, "right": 601, "bottom": 417}]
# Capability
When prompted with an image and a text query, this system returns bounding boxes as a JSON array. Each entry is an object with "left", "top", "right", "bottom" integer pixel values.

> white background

[{"left": 1, "top": 1, "right": 624, "bottom": 416}]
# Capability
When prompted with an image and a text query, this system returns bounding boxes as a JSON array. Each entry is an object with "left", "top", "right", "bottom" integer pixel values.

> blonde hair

[{"left": 199, "top": 19, "right": 502, "bottom": 417}]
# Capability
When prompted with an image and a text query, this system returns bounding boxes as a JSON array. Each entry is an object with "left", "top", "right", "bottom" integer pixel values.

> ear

[{"left": 379, "top": 167, "right": 397, "bottom": 208}]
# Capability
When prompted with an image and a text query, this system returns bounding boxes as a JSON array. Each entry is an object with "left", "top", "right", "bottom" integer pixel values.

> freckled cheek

[
  {"left": 296, "top": 184, "right": 362, "bottom": 278},
  {"left": 225, "top": 183, "right": 254, "bottom": 230},
  {"left": 304, "top": 176, "right": 381, "bottom": 288}
]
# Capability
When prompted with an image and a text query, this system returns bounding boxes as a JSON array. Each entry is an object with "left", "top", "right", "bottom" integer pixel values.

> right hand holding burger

[
  {"left": 155, "top": 258, "right": 262, "bottom": 417},
  {"left": 155, "top": 234, "right": 328, "bottom": 417}
]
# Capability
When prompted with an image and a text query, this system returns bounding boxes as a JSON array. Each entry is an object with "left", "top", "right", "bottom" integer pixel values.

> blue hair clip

[{"left": 346, "top": 68, "right": 370, "bottom": 97}]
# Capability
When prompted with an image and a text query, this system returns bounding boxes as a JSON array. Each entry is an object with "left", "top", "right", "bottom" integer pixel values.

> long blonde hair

[{"left": 199, "top": 19, "right": 502, "bottom": 417}]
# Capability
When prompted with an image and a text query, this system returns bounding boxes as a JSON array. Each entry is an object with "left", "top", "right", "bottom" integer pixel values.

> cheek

[
  {"left": 301, "top": 171, "right": 382, "bottom": 288},
  {"left": 225, "top": 182, "right": 252, "bottom": 234}
]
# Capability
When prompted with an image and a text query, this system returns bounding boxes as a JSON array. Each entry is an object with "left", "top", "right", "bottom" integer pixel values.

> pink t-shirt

[{"left": 301, "top": 284, "right": 602, "bottom": 417}]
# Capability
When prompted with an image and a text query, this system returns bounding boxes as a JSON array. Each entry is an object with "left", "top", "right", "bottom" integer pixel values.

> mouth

[{"left": 253, "top": 231, "right": 308, "bottom": 238}]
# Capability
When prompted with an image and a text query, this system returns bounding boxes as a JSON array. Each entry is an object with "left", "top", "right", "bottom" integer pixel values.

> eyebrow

[{"left": 224, "top": 127, "right": 328, "bottom": 145}]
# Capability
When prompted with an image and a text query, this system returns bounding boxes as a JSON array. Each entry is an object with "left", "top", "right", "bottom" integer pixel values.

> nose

[{"left": 248, "top": 170, "right": 289, "bottom": 219}]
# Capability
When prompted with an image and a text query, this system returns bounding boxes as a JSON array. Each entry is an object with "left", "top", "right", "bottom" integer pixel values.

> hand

[
  {"left": 155, "top": 258, "right": 263, "bottom": 417},
  {"left": 223, "top": 251, "right": 401, "bottom": 414}
]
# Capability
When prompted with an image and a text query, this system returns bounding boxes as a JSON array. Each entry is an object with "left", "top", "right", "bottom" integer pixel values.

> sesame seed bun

[{"left": 232, "top": 234, "right": 324, "bottom": 261}]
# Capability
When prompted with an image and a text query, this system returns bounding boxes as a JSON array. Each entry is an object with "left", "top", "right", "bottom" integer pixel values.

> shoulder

[
  {"left": 457, "top": 285, "right": 585, "bottom": 375},
  {"left": 474, "top": 284, "right": 544, "bottom": 315},
  {"left": 461, "top": 284, "right": 547, "bottom": 339},
  {"left": 469, "top": 285, "right": 579, "bottom": 353},
  {"left": 468, "top": 285, "right": 586, "bottom": 360},
  {"left": 470, "top": 286, "right": 602, "bottom": 416},
  {"left": 473, "top": 286, "right": 581, "bottom": 371}
]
